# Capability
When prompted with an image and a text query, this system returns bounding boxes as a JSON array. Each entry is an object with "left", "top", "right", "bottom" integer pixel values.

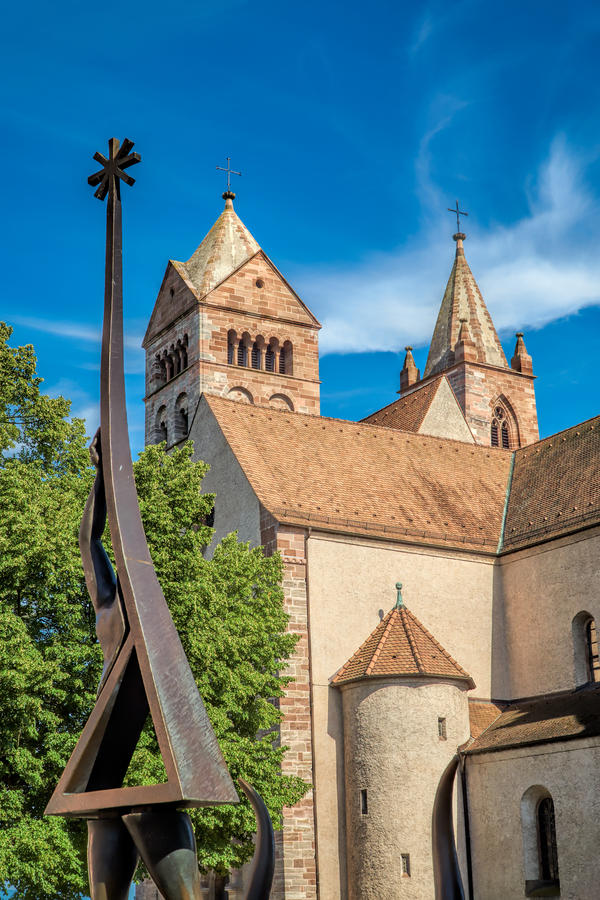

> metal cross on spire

[
  {"left": 447, "top": 199, "right": 468, "bottom": 233},
  {"left": 88, "top": 137, "right": 141, "bottom": 201},
  {"left": 216, "top": 156, "right": 241, "bottom": 193}
]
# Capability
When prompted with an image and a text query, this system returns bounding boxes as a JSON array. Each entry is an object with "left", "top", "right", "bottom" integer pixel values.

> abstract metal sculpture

[
  {"left": 45, "top": 138, "right": 274, "bottom": 899},
  {"left": 431, "top": 755, "right": 466, "bottom": 900}
]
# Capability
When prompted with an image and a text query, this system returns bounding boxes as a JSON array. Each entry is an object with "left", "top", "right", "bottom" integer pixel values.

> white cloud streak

[
  {"left": 295, "top": 137, "right": 600, "bottom": 355},
  {"left": 10, "top": 316, "right": 143, "bottom": 351}
]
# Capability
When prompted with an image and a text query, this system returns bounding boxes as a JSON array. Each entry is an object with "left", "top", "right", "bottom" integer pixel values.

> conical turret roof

[
  {"left": 424, "top": 233, "right": 507, "bottom": 378},
  {"left": 177, "top": 193, "right": 261, "bottom": 299},
  {"left": 332, "top": 597, "right": 474, "bottom": 688}
]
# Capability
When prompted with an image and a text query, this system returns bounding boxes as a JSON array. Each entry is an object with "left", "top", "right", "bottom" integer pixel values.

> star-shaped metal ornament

[{"left": 88, "top": 137, "right": 141, "bottom": 201}]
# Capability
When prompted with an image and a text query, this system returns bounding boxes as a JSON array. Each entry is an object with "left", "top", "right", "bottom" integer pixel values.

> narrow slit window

[
  {"left": 438, "top": 717, "right": 447, "bottom": 740},
  {"left": 360, "top": 789, "right": 368, "bottom": 815},
  {"left": 491, "top": 421, "right": 499, "bottom": 446},
  {"left": 537, "top": 797, "right": 559, "bottom": 882},
  {"left": 401, "top": 854, "right": 411, "bottom": 877}
]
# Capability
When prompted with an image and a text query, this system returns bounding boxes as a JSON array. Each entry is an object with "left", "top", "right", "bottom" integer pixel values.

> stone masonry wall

[
  {"left": 446, "top": 362, "right": 538, "bottom": 447},
  {"left": 260, "top": 508, "right": 317, "bottom": 900}
]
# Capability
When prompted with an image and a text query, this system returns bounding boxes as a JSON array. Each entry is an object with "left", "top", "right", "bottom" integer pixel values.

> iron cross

[
  {"left": 88, "top": 138, "right": 141, "bottom": 201},
  {"left": 216, "top": 156, "right": 241, "bottom": 192},
  {"left": 447, "top": 200, "right": 468, "bottom": 232}
]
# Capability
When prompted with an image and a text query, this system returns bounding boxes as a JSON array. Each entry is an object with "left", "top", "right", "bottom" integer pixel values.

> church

[{"left": 141, "top": 188, "right": 600, "bottom": 900}]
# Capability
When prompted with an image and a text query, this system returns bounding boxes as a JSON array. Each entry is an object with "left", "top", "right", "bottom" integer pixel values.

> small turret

[
  {"left": 399, "top": 346, "right": 420, "bottom": 394},
  {"left": 454, "top": 317, "right": 477, "bottom": 364},
  {"left": 511, "top": 331, "right": 533, "bottom": 375},
  {"left": 332, "top": 583, "right": 473, "bottom": 899}
]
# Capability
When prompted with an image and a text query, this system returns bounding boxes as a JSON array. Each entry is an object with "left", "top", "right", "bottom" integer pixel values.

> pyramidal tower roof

[
  {"left": 176, "top": 192, "right": 261, "bottom": 299},
  {"left": 424, "top": 232, "right": 507, "bottom": 378},
  {"left": 332, "top": 590, "right": 474, "bottom": 688}
]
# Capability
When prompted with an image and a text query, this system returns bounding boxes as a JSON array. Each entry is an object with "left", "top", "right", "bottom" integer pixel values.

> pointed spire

[
  {"left": 511, "top": 332, "right": 533, "bottom": 375},
  {"left": 400, "top": 346, "right": 421, "bottom": 393},
  {"left": 424, "top": 233, "right": 507, "bottom": 378},
  {"left": 178, "top": 194, "right": 261, "bottom": 299}
]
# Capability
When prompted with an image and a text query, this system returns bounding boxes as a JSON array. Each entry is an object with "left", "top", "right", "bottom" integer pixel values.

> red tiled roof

[
  {"left": 502, "top": 415, "right": 600, "bottom": 551},
  {"left": 466, "top": 686, "right": 600, "bottom": 754},
  {"left": 204, "top": 395, "right": 512, "bottom": 552},
  {"left": 331, "top": 604, "right": 474, "bottom": 687},
  {"left": 468, "top": 699, "right": 506, "bottom": 739},
  {"left": 361, "top": 377, "right": 443, "bottom": 431}
]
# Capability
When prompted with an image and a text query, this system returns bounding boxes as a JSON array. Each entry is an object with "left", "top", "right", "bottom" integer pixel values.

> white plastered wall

[
  {"left": 190, "top": 396, "right": 261, "bottom": 555},
  {"left": 306, "top": 532, "right": 501, "bottom": 900},
  {"left": 418, "top": 378, "right": 474, "bottom": 443},
  {"left": 467, "top": 738, "right": 600, "bottom": 900},
  {"left": 499, "top": 527, "right": 600, "bottom": 698}
]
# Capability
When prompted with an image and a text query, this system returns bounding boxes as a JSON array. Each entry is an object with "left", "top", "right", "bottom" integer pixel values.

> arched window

[
  {"left": 174, "top": 393, "right": 188, "bottom": 441},
  {"left": 537, "top": 797, "right": 559, "bottom": 883},
  {"left": 491, "top": 401, "right": 516, "bottom": 449},
  {"left": 521, "top": 786, "right": 560, "bottom": 894},
  {"left": 585, "top": 617, "right": 600, "bottom": 682},
  {"left": 572, "top": 611, "right": 600, "bottom": 685},
  {"left": 251, "top": 340, "right": 260, "bottom": 369},
  {"left": 155, "top": 406, "right": 168, "bottom": 445},
  {"left": 281, "top": 340, "right": 293, "bottom": 375},
  {"left": 237, "top": 341, "right": 247, "bottom": 366},
  {"left": 266, "top": 338, "right": 279, "bottom": 372}
]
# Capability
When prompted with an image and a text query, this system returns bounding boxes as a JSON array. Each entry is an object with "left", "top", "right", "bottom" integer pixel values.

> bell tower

[
  {"left": 143, "top": 191, "right": 321, "bottom": 447},
  {"left": 406, "top": 230, "right": 539, "bottom": 448}
]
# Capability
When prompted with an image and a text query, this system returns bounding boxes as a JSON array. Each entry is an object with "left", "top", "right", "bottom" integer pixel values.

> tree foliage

[{"left": 0, "top": 325, "right": 307, "bottom": 898}]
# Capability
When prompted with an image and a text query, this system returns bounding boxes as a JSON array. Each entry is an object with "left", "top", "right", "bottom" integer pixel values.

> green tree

[{"left": 0, "top": 325, "right": 307, "bottom": 899}]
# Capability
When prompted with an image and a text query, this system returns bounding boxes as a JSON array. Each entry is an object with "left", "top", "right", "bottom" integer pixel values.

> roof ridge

[
  {"left": 401, "top": 608, "right": 424, "bottom": 673},
  {"left": 365, "top": 611, "right": 395, "bottom": 675},
  {"left": 204, "top": 393, "right": 510, "bottom": 452},
  {"left": 516, "top": 413, "right": 600, "bottom": 454},
  {"left": 361, "top": 377, "right": 442, "bottom": 423}
]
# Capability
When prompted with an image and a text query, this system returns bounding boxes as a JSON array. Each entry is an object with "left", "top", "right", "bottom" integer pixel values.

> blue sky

[{"left": 1, "top": 0, "right": 600, "bottom": 454}]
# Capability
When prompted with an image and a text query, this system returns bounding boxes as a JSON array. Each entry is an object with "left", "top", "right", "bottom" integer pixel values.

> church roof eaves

[{"left": 331, "top": 604, "right": 475, "bottom": 688}]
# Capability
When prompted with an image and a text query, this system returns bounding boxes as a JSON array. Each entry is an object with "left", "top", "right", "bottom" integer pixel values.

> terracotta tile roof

[
  {"left": 331, "top": 604, "right": 475, "bottom": 687},
  {"left": 502, "top": 415, "right": 600, "bottom": 551},
  {"left": 176, "top": 196, "right": 261, "bottom": 299},
  {"left": 424, "top": 236, "right": 507, "bottom": 378},
  {"left": 466, "top": 685, "right": 600, "bottom": 755},
  {"left": 203, "top": 395, "right": 513, "bottom": 551},
  {"left": 361, "top": 377, "right": 443, "bottom": 431},
  {"left": 468, "top": 699, "right": 506, "bottom": 739}
]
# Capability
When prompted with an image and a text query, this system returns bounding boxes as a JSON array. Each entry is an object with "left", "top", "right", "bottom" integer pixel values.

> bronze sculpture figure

[{"left": 45, "top": 137, "right": 274, "bottom": 900}]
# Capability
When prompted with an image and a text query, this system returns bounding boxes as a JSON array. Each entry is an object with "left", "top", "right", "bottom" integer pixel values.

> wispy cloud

[
  {"left": 10, "top": 316, "right": 143, "bottom": 351},
  {"left": 296, "top": 137, "right": 600, "bottom": 355}
]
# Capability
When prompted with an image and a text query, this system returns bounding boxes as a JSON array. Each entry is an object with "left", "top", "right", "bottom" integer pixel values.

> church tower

[
  {"left": 143, "top": 191, "right": 321, "bottom": 447},
  {"left": 405, "top": 230, "right": 539, "bottom": 448}
]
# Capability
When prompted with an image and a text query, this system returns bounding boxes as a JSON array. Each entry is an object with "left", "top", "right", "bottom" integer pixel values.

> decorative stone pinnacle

[
  {"left": 516, "top": 331, "right": 524, "bottom": 337},
  {"left": 405, "top": 345, "right": 413, "bottom": 352},
  {"left": 395, "top": 583, "right": 404, "bottom": 609},
  {"left": 453, "top": 232, "right": 466, "bottom": 242},
  {"left": 223, "top": 190, "right": 236, "bottom": 201}
]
